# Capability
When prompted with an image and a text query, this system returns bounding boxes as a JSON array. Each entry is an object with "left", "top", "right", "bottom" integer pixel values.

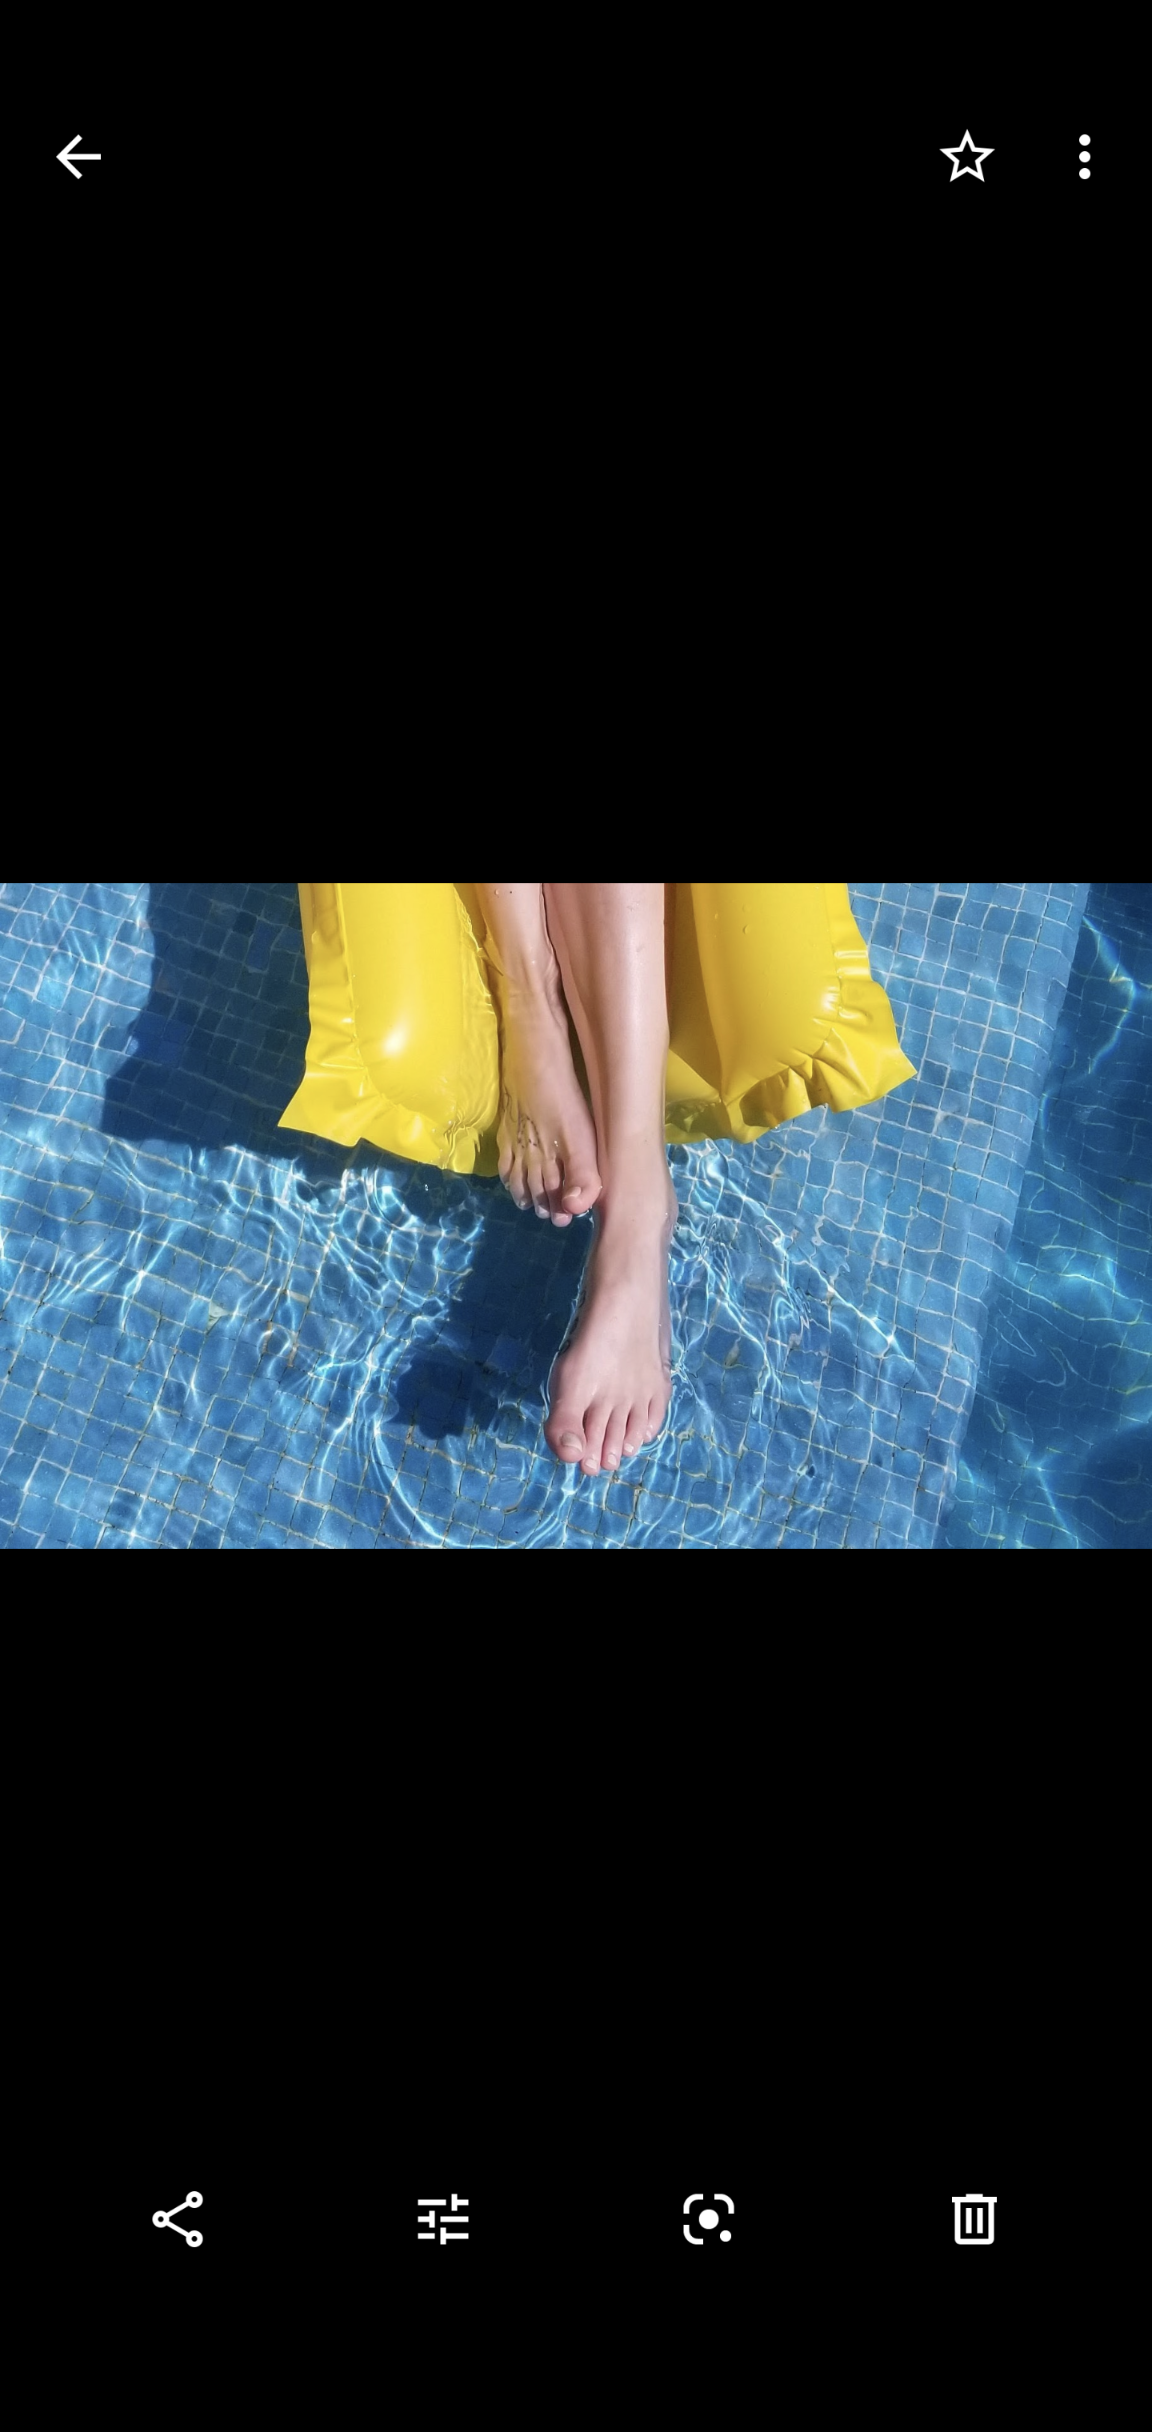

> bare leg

[
  {"left": 541, "top": 883, "right": 676, "bottom": 1476},
  {"left": 474, "top": 883, "right": 601, "bottom": 1225}
]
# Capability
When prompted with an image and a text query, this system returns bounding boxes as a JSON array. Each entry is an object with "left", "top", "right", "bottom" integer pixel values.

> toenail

[
  {"left": 561, "top": 1432, "right": 582, "bottom": 1447},
  {"left": 583, "top": 1461, "right": 599, "bottom": 1475},
  {"left": 623, "top": 1442, "right": 634, "bottom": 1454}
]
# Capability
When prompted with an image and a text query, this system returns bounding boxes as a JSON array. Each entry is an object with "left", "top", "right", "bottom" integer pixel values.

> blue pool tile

[
  {"left": 242, "top": 1443, "right": 281, "bottom": 1487},
  {"left": 418, "top": 1475, "right": 458, "bottom": 1521},
  {"left": 344, "top": 1520, "right": 378, "bottom": 1550},
  {"left": 447, "top": 1495, "right": 485, "bottom": 1533},
  {"left": 190, "top": 1519, "right": 226, "bottom": 1548},
  {"left": 379, "top": 1501, "right": 419, "bottom": 1542},
  {"left": 314, "top": 1507, "right": 354, "bottom": 1549},
  {"left": 158, "top": 1509, "right": 200, "bottom": 1549},
  {"left": 272, "top": 1454, "right": 309, "bottom": 1499},
  {"left": 2, "top": 1438, "right": 43, "bottom": 1492}
]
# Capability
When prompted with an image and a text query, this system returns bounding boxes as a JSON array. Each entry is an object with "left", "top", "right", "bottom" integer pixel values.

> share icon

[{"left": 153, "top": 2191, "right": 203, "bottom": 2246}]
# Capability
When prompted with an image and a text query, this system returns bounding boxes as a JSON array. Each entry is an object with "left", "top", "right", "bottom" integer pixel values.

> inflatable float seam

[{"left": 282, "top": 885, "right": 431, "bottom": 1156}]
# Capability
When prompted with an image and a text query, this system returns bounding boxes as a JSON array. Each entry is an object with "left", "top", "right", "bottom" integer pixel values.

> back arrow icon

[{"left": 57, "top": 135, "right": 102, "bottom": 180}]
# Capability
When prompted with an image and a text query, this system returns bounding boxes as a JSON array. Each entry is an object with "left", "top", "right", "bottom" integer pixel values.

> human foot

[
  {"left": 490, "top": 954, "right": 602, "bottom": 1225},
  {"left": 544, "top": 1167, "right": 677, "bottom": 1473}
]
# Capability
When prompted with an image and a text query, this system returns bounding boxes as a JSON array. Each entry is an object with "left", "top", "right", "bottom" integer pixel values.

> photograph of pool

[{"left": 0, "top": 881, "right": 1146, "bottom": 1550}]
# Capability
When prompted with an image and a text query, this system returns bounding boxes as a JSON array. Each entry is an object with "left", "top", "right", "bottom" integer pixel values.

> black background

[
  {"left": 408, "top": 1674, "right": 758, "bottom": 2399},
  {"left": 409, "top": 2169, "right": 757, "bottom": 2405},
  {"left": 26, "top": 32, "right": 1130, "bottom": 301},
  {"left": 412, "top": 2178, "right": 754, "bottom": 2295},
  {"left": 28, "top": 1648, "right": 363, "bottom": 2396},
  {"left": 22, "top": 20, "right": 1131, "bottom": 516},
  {"left": 21, "top": 1623, "right": 1132, "bottom": 2404}
]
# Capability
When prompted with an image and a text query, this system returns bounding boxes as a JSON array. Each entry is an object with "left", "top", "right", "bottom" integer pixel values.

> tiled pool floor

[
  {"left": 945, "top": 879, "right": 1151, "bottom": 1549},
  {"left": 0, "top": 881, "right": 1089, "bottom": 1548}
]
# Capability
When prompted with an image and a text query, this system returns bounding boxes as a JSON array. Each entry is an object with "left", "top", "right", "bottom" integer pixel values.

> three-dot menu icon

[{"left": 1079, "top": 135, "right": 1091, "bottom": 179}]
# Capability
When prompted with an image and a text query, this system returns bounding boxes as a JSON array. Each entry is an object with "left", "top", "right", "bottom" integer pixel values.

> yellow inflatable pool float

[{"left": 279, "top": 883, "right": 916, "bottom": 1173}]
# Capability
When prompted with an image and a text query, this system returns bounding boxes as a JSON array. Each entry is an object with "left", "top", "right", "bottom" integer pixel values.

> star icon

[{"left": 941, "top": 130, "right": 994, "bottom": 182}]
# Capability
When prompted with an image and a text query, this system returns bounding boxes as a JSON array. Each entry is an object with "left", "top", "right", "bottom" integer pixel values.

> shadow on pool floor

[{"left": 98, "top": 879, "right": 593, "bottom": 1454}]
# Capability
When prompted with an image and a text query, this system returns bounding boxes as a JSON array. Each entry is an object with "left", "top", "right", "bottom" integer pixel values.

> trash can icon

[{"left": 953, "top": 2193, "right": 995, "bottom": 2244}]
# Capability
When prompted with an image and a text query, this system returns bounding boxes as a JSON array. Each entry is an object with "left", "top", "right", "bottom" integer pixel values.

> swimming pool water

[
  {"left": 944, "top": 880, "right": 1151, "bottom": 1549},
  {"left": 2, "top": 879, "right": 1132, "bottom": 1551}
]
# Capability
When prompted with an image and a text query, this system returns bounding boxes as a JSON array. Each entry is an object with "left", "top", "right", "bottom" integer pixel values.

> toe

[
  {"left": 547, "top": 1413, "right": 586, "bottom": 1463},
  {"left": 579, "top": 1400, "right": 611, "bottom": 1477},
  {"left": 526, "top": 1156, "right": 550, "bottom": 1218},
  {"left": 621, "top": 1405, "right": 646, "bottom": 1459},
  {"left": 601, "top": 1417, "right": 628, "bottom": 1471},
  {"left": 644, "top": 1389, "right": 670, "bottom": 1443},
  {"left": 502, "top": 1144, "right": 530, "bottom": 1208},
  {"left": 562, "top": 1165, "right": 602, "bottom": 1211},
  {"left": 542, "top": 1157, "right": 571, "bottom": 1225}
]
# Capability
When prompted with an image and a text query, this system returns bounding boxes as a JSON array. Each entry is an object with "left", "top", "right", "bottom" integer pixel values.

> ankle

[
  {"left": 598, "top": 1150, "right": 675, "bottom": 1209},
  {"left": 478, "top": 883, "right": 558, "bottom": 998},
  {"left": 486, "top": 937, "right": 562, "bottom": 1003}
]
